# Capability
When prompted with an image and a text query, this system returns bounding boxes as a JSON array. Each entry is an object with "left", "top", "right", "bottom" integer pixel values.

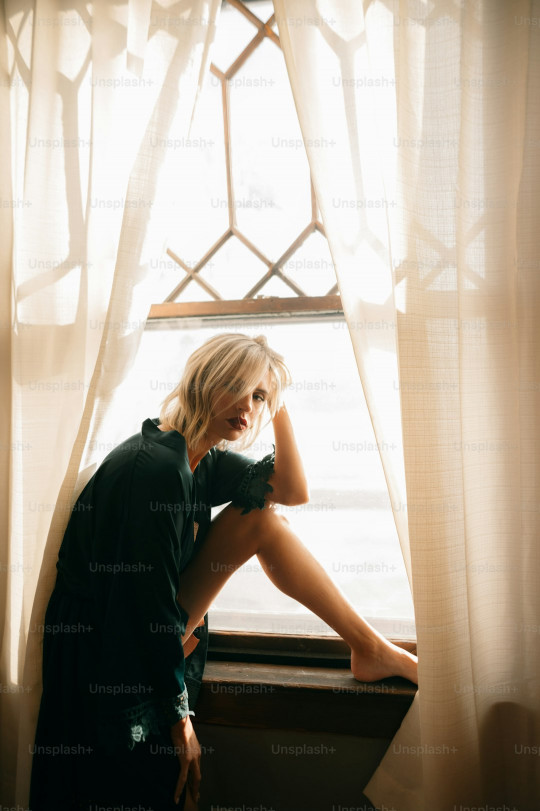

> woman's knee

[
  {"left": 245, "top": 502, "right": 289, "bottom": 524},
  {"left": 240, "top": 504, "right": 290, "bottom": 545},
  {"left": 211, "top": 501, "right": 289, "bottom": 544}
]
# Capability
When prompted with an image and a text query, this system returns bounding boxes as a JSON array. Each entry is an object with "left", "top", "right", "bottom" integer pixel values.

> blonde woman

[{"left": 30, "top": 333, "right": 417, "bottom": 811}]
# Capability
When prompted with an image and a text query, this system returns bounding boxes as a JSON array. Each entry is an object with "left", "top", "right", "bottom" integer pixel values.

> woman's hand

[
  {"left": 171, "top": 714, "right": 201, "bottom": 807},
  {"left": 181, "top": 617, "right": 205, "bottom": 658}
]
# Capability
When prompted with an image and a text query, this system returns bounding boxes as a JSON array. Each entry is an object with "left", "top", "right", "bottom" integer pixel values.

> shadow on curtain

[{"left": 0, "top": 0, "right": 220, "bottom": 804}]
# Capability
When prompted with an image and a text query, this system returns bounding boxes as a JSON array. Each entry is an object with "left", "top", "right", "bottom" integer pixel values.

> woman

[{"left": 30, "top": 332, "right": 417, "bottom": 811}]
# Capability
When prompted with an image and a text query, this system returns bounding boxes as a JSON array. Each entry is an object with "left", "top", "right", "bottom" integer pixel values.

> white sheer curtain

[
  {"left": 0, "top": 0, "right": 219, "bottom": 804},
  {"left": 274, "top": 0, "right": 540, "bottom": 808}
]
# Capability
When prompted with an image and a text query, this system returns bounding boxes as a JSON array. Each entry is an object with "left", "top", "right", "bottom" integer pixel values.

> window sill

[{"left": 195, "top": 632, "right": 417, "bottom": 738}]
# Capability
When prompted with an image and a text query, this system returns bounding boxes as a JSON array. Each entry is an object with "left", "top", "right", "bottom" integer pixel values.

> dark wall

[{"left": 197, "top": 723, "right": 390, "bottom": 811}]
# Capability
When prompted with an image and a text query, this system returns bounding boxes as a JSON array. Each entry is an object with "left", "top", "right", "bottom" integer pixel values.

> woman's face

[{"left": 206, "top": 370, "right": 272, "bottom": 444}]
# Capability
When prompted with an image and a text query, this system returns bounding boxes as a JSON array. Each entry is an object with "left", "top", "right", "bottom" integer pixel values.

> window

[
  {"left": 101, "top": 313, "right": 415, "bottom": 639},
  {"left": 149, "top": 0, "right": 338, "bottom": 315},
  {"left": 102, "top": 0, "right": 415, "bottom": 639}
]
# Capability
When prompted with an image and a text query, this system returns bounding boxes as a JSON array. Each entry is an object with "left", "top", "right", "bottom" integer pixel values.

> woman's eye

[{"left": 254, "top": 394, "right": 265, "bottom": 403}]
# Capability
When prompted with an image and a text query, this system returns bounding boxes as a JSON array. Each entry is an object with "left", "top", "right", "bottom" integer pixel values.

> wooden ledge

[{"left": 196, "top": 660, "right": 416, "bottom": 738}]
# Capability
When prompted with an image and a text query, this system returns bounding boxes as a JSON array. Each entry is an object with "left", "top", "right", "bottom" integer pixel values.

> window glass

[{"left": 102, "top": 315, "right": 415, "bottom": 639}]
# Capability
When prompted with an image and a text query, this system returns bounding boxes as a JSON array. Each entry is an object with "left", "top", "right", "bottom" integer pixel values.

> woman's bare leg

[{"left": 179, "top": 504, "right": 418, "bottom": 684}]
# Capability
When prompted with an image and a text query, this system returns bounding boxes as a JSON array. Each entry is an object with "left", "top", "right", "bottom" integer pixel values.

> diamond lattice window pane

[
  {"left": 149, "top": 258, "right": 191, "bottom": 302},
  {"left": 255, "top": 274, "right": 297, "bottom": 298},
  {"left": 282, "top": 231, "right": 337, "bottom": 296},
  {"left": 229, "top": 38, "right": 311, "bottom": 261},
  {"left": 177, "top": 279, "right": 216, "bottom": 303},
  {"left": 156, "top": 0, "right": 339, "bottom": 307},
  {"left": 244, "top": 0, "right": 274, "bottom": 24},
  {"left": 199, "top": 236, "right": 269, "bottom": 299},
  {"left": 166, "top": 76, "right": 228, "bottom": 266},
  {"left": 211, "top": 1, "right": 259, "bottom": 74}
]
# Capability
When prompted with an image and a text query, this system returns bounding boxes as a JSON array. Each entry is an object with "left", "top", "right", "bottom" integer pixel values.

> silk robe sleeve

[{"left": 208, "top": 446, "right": 276, "bottom": 513}]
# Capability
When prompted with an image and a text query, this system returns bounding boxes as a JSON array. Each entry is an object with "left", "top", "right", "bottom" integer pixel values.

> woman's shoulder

[{"left": 94, "top": 418, "right": 191, "bottom": 482}]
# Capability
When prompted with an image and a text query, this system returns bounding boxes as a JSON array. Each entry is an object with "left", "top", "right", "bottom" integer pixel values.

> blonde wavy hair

[{"left": 159, "top": 333, "right": 291, "bottom": 451}]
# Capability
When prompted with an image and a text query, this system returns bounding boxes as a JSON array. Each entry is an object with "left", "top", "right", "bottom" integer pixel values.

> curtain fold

[
  {"left": 274, "top": 0, "right": 540, "bottom": 808},
  {"left": 0, "top": 1, "right": 219, "bottom": 804}
]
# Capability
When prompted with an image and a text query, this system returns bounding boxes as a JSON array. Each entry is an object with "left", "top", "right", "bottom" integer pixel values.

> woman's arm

[{"left": 266, "top": 403, "right": 310, "bottom": 506}]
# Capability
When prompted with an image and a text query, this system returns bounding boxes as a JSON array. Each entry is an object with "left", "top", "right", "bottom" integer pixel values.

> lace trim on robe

[
  {"left": 103, "top": 687, "right": 192, "bottom": 750},
  {"left": 231, "top": 448, "right": 276, "bottom": 515}
]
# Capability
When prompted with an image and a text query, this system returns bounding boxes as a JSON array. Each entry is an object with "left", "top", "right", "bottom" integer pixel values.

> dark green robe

[{"left": 30, "top": 417, "right": 274, "bottom": 810}]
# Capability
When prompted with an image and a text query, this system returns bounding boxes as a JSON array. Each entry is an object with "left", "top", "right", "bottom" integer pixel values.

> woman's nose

[{"left": 237, "top": 393, "right": 252, "bottom": 412}]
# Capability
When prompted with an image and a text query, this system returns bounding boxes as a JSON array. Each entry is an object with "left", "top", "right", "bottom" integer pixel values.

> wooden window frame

[
  {"left": 146, "top": 309, "right": 416, "bottom": 734},
  {"left": 148, "top": 295, "right": 343, "bottom": 320},
  {"left": 146, "top": 0, "right": 415, "bottom": 738}
]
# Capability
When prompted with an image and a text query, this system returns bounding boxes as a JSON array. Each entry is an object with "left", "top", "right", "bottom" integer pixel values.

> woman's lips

[{"left": 227, "top": 417, "right": 248, "bottom": 430}]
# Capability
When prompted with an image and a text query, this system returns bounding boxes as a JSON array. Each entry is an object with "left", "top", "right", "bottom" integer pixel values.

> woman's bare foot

[{"left": 351, "top": 635, "right": 418, "bottom": 684}]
